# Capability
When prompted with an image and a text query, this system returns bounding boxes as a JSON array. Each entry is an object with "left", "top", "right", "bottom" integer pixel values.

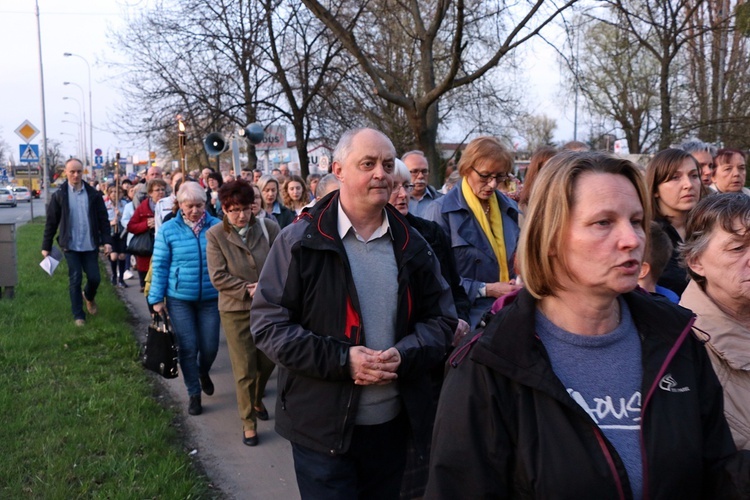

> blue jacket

[
  {"left": 424, "top": 179, "right": 520, "bottom": 327},
  {"left": 148, "top": 212, "right": 221, "bottom": 304}
]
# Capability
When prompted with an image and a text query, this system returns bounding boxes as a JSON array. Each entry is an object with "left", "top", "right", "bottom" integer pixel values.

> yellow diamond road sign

[{"left": 15, "top": 120, "right": 40, "bottom": 143}]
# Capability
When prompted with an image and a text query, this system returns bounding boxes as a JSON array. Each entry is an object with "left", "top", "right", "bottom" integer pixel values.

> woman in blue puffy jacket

[{"left": 148, "top": 181, "right": 222, "bottom": 416}]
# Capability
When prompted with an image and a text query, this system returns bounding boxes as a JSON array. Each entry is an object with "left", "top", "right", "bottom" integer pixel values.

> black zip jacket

[
  {"left": 251, "top": 191, "right": 457, "bottom": 456},
  {"left": 426, "top": 288, "right": 750, "bottom": 499},
  {"left": 42, "top": 181, "right": 112, "bottom": 252}
]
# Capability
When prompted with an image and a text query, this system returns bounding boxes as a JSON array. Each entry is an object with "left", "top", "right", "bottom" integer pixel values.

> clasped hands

[{"left": 349, "top": 346, "right": 401, "bottom": 386}]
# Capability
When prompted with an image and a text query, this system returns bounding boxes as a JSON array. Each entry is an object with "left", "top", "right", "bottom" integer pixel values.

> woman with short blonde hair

[
  {"left": 428, "top": 151, "right": 748, "bottom": 498},
  {"left": 425, "top": 136, "right": 521, "bottom": 328}
]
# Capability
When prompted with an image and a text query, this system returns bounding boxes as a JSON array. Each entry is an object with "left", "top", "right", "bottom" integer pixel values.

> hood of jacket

[{"left": 681, "top": 280, "right": 750, "bottom": 371}]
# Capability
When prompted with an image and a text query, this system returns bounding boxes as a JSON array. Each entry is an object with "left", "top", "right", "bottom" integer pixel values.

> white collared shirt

[{"left": 337, "top": 201, "right": 392, "bottom": 243}]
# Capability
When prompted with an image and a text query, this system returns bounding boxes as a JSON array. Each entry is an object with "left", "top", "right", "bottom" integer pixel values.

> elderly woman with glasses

[
  {"left": 206, "top": 180, "right": 280, "bottom": 447},
  {"left": 424, "top": 136, "right": 522, "bottom": 328}
]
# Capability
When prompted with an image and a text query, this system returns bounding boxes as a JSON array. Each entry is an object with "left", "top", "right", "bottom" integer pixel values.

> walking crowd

[{"left": 42, "top": 130, "right": 750, "bottom": 499}]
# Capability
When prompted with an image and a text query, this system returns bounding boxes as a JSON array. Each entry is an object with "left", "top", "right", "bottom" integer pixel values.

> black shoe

[
  {"left": 199, "top": 373, "right": 214, "bottom": 396},
  {"left": 255, "top": 405, "right": 269, "bottom": 421},
  {"left": 118, "top": 280, "right": 129, "bottom": 288},
  {"left": 242, "top": 431, "right": 259, "bottom": 447},
  {"left": 188, "top": 395, "right": 202, "bottom": 415},
  {"left": 111, "top": 276, "right": 117, "bottom": 286}
]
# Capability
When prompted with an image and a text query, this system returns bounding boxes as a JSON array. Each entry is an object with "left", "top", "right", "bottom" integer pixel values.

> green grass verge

[{"left": 0, "top": 221, "right": 216, "bottom": 498}]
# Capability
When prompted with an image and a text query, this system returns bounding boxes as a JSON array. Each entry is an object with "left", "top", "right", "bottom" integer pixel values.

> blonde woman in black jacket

[{"left": 427, "top": 152, "right": 750, "bottom": 499}]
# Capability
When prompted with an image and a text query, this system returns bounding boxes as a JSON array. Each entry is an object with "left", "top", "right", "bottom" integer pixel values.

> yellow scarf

[{"left": 461, "top": 180, "right": 510, "bottom": 282}]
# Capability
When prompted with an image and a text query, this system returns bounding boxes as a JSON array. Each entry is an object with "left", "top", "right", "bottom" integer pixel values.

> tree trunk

[
  {"left": 294, "top": 119, "right": 310, "bottom": 178},
  {"left": 408, "top": 101, "right": 441, "bottom": 187},
  {"left": 658, "top": 59, "right": 673, "bottom": 150}
]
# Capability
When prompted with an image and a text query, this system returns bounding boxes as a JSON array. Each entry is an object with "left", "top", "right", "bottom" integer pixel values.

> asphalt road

[{"left": 0, "top": 196, "right": 45, "bottom": 225}]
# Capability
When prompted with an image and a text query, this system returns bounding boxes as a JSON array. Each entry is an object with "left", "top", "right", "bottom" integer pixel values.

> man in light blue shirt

[{"left": 42, "top": 159, "right": 112, "bottom": 326}]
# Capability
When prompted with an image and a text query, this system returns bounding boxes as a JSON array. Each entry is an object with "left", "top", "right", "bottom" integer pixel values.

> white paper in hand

[{"left": 40, "top": 246, "right": 63, "bottom": 276}]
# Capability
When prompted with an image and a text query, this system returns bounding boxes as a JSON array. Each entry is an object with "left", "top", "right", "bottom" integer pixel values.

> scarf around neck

[
  {"left": 182, "top": 211, "right": 207, "bottom": 237},
  {"left": 461, "top": 179, "right": 509, "bottom": 282}
]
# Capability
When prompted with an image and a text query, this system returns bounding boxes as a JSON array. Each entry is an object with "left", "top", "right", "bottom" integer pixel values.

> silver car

[
  {"left": 11, "top": 186, "right": 31, "bottom": 203},
  {"left": 0, "top": 188, "right": 17, "bottom": 207}
]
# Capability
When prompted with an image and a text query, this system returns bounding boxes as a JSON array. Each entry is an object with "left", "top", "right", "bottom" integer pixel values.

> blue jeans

[
  {"left": 64, "top": 250, "right": 101, "bottom": 320},
  {"left": 166, "top": 297, "right": 220, "bottom": 397},
  {"left": 291, "top": 411, "right": 408, "bottom": 500}
]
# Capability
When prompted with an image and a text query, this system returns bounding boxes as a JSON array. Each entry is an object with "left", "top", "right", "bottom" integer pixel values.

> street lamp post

[
  {"left": 62, "top": 120, "right": 83, "bottom": 161},
  {"left": 63, "top": 53, "right": 93, "bottom": 173},
  {"left": 60, "top": 131, "right": 80, "bottom": 160},
  {"left": 62, "top": 96, "right": 86, "bottom": 167},
  {"left": 63, "top": 81, "right": 87, "bottom": 162}
]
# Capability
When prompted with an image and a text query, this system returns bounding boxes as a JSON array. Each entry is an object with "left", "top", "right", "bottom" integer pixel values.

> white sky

[{"left": 0, "top": 0, "right": 579, "bottom": 167}]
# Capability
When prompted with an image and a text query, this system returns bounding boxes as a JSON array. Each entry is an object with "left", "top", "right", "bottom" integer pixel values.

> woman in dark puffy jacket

[
  {"left": 148, "top": 181, "right": 222, "bottom": 417},
  {"left": 427, "top": 152, "right": 750, "bottom": 499}
]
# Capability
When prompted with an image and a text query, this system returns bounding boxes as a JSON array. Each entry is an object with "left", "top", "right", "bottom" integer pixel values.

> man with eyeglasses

[
  {"left": 678, "top": 140, "right": 717, "bottom": 188},
  {"left": 403, "top": 150, "right": 442, "bottom": 217}
]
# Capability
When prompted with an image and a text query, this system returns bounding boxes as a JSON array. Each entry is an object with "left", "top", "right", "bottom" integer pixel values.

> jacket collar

[
  {"left": 303, "top": 191, "right": 422, "bottom": 258},
  {"left": 440, "top": 179, "right": 519, "bottom": 221},
  {"left": 681, "top": 280, "right": 750, "bottom": 371},
  {"left": 470, "top": 288, "right": 695, "bottom": 395}
]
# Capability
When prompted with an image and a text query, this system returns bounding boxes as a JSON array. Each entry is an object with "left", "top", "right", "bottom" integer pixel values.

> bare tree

[
  {"left": 300, "top": 0, "right": 579, "bottom": 185},
  {"left": 571, "top": 15, "right": 661, "bottom": 153},
  {"left": 110, "top": 0, "right": 272, "bottom": 169},
  {"left": 598, "top": 0, "right": 710, "bottom": 150},
  {"left": 683, "top": 0, "right": 750, "bottom": 145},
  {"left": 517, "top": 113, "right": 558, "bottom": 152},
  {"left": 260, "top": 0, "right": 347, "bottom": 177},
  {"left": 0, "top": 132, "right": 9, "bottom": 166}
]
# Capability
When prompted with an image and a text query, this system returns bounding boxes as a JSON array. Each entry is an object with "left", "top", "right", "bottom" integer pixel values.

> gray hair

[
  {"left": 332, "top": 128, "right": 392, "bottom": 164},
  {"left": 176, "top": 180, "right": 206, "bottom": 204},
  {"left": 315, "top": 173, "right": 340, "bottom": 199},
  {"left": 393, "top": 158, "right": 410, "bottom": 184},
  {"left": 401, "top": 150, "right": 425, "bottom": 161},
  {"left": 682, "top": 193, "right": 750, "bottom": 288},
  {"left": 677, "top": 139, "right": 717, "bottom": 157}
]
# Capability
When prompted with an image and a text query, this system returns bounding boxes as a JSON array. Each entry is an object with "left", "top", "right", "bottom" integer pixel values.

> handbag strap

[{"left": 151, "top": 310, "right": 172, "bottom": 333}]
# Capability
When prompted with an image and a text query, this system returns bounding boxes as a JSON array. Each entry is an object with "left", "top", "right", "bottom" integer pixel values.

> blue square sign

[{"left": 19, "top": 144, "right": 40, "bottom": 163}]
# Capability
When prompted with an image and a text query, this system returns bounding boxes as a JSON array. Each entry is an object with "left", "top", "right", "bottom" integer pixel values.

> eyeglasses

[
  {"left": 225, "top": 206, "right": 252, "bottom": 215},
  {"left": 394, "top": 182, "right": 415, "bottom": 193},
  {"left": 470, "top": 166, "right": 509, "bottom": 184},
  {"left": 409, "top": 168, "right": 429, "bottom": 176}
]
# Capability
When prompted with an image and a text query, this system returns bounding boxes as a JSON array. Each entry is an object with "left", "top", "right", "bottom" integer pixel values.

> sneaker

[
  {"left": 199, "top": 373, "right": 215, "bottom": 396},
  {"left": 118, "top": 280, "right": 129, "bottom": 288},
  {"left": 188, "top": 395, "right": 202, "bottom": 416},
  {"left": 123, "top": 269, "right": 134, "bottom": 280},
  {"left": 82, "top": 292, "right": 98, "bottom": 315},
  {"left": 74, "top": 319, "right": 86, "bottom": 327}
]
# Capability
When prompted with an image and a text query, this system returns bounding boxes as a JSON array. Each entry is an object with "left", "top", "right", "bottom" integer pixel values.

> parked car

[
  {"left": 0, "top": 188, "right": 17, "bottom": 207},
  {"left": 11, "top": 186, "right": 31, "bottom": 203}
]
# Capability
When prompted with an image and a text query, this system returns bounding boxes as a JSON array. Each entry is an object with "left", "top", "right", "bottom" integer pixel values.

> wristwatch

[{"left": 478, "top": 282, "right": 487, "bottom": 298}]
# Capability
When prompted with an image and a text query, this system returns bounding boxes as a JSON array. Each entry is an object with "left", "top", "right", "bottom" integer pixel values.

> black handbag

[
  {"left": 143, "top": 311, "right": 179, "bottom": 379},
  {"left": 127, "top": 231, "right": 154, "bottom": 257}
]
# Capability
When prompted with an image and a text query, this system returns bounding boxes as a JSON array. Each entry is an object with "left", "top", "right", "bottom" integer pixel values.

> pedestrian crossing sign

[{"left": 19, "top": 144, "right": 40, "bottom": 163}]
